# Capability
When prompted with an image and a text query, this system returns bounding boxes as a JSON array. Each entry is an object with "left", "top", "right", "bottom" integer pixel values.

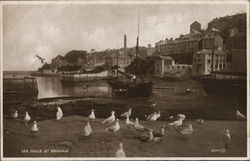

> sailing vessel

[{"left": 107, "top": 10, "right": 153, "bottom": 97}]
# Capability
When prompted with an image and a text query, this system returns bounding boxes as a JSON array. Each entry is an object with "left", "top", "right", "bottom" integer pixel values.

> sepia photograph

[{"left": 1, "top": 0, "right": 249, "bottom": 160}]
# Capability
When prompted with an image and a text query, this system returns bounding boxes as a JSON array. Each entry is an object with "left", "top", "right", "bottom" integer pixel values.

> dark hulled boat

[
  {"left": 107, "top": 79, "right": 153, "bottom": 97},
  {"left": 196, "top": 72, "right": 246, "bottom": 98}
]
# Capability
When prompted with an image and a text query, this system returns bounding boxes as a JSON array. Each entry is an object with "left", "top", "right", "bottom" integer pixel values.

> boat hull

[
  {"left": 107, "top": 80, "right": 153, "bottom": 97},
  {"left": 197, "top": 76, "right": 246, "bottom": 104}
]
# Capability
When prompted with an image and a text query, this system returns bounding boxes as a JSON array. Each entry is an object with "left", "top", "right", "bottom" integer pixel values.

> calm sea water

[
  {"left": 3, "top": 71, "right": 247, "bottom": 120},
  {"left": 36, "top": 77, "right": 112, "bottom": 99}
]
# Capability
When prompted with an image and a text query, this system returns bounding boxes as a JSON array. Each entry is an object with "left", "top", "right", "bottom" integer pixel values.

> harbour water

[{"left": 3, "top": 71, "right": 246, "bottom": 120}]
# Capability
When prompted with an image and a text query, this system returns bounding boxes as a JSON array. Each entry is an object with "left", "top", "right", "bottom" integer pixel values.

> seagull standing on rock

[
  {"left": 30, "top": 121, "right": 39, "bottom": 136},
  {"left": 101, "top": 111, "right": 115, "bottom": 124},
  {"left": 105, "top": 119, "right": 120, "bottom": 133},
  {"left": 115, "top": 143, "right": 126, "bottom": 157},
  {"left": 120, "top": 108, "right": 132, "bottom": 118},
  {"left": 82, "top": 121, "right": 92, "bottom": 136},
  {"left": 24, "top": 111, "right": 31, "bottom": 126},
  {"left": 236, "top": 110, "right": 246, "bottom": 120},
  {"left": 88, "top": 109, "right": 95, "bottom": 122},
  {"left": 56, "top": 107, "right": 63, "bottom": 121},
  {"left": 12, "top": 110, "right": 18, "bottom": 119}
]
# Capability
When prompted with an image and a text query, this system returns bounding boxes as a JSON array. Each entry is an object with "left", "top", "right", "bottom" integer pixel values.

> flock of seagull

[{"left": 10, "top": 105, "right": 246, "bottom": 157}]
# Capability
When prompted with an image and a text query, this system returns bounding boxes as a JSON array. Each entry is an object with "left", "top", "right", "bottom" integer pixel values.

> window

[{"left": 207, "top": 59, "right": 211, "bottom": 64}]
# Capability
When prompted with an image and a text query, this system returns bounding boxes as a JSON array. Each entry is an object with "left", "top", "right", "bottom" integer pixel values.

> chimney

[{"left": 124, "top": 34, "right": 127, "bottom": 54}]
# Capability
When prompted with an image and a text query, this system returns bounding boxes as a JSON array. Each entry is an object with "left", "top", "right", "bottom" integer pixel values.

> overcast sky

[{"left": 3, "top": 3, "right": 246, "bottom": 71}]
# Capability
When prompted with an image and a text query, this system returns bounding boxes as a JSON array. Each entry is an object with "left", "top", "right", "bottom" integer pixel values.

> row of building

[
  {"left": 39, "top": 13, "right": 246, "bottom": 77},
  {"left": 153, "top": 13, "right": 246, "bottom": 77}
]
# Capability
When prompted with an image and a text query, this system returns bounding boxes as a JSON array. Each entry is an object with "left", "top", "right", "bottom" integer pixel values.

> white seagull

[
  {"left": 30, "top": 121, "right": 39, "bottom": 135},
  {"left": 101, "top": 111, "right": 115, "bottom": 124},
  {"left": 120, "top": 108, "right": 132, "bottom": 118},
  {"left": 24, "top": 111, "right": 31, "bottom": 126},
  {"left": 125, "top": 115, "right": 135, "bottom": 127},
  {"left": 105, "top": 119, "right": 120, "bottom": 133},
  {"left": 156, "top": 111, "right": 161, "bottom": 119},
  {"left": 146, "top": 112, "right": 158, "bottom": 121},
  {"left": 236, "top": 110, "right": 246, "bottom": 120},
  {"left": 223, "top": 129, "right": 231, "bottom": 152},
  {"left": 12, "top": 110, "right": 18, "bottom": 119},
  {"left": 82, "top": 121, "right": 92, "bottom": 136},
  {"left": 88, "top": 109, "right": 96, "bottom": 121},
  {"left": 134, "top": 118, "right": 145, "bottom": 131},
  {"left": 177, "top": 114, "right": 186, "bottom": 120},
  {"left": 56, "top": 107, "right": 63, "bottom": 120},
  {"left": 196, "top": 118, "right": 204, "bottom": 124},
  {"left": 114, "top": 143, "right": 126, "bottom": 157},
  {"left": 168, "top": 118, "right": 183, "bottom": 127},
  {"left": 180, "top": 124, "right": 193, "bottom": 137}
]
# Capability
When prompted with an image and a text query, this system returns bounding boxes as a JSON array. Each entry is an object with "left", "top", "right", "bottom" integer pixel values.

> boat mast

[
  {"left": 136, "top": 9, "right": 140, "bottom": 59},
  {"left": 116, "top": 46, "right": 119, "bottom": 78}
]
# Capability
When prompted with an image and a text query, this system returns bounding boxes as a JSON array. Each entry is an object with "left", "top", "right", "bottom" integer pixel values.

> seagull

[
  {"left": 150, "top": 103, "right": 156, "bottom": 107},
  {"left": 114, "top": 143, "right": 126, "bottom": 157},
  {"left": 30, "top": 121, "right": 39, "bottom": 135},
  {"left": 36, "top": 55, "right": 46, "bottom": 64},
  {"left": 223, "top": 129, "right": 231, "bottom": 152},
  {"left": 136, "top": 129, "right": 154, "bottom": 142},
  {"left": 88, "top": 109, "right": 95, "bottom": 121},
  {"left": 125, "top": 115, "right": 135, "bottom": 127},
  {"left": 180, "top": 124, "right": 193, "bottom": 137},
  {"left": 177, "top": 114, "right": 186, "bottom": 120},
  {"left": 168, "top": 118, "right": 183, "bottom": 127},
  {"left": 24, "top": 111, "right": 31, "bottom": 126},
  {"left": 153, "top": 125, "right": 165, "bottom": 138},
  {"left": 12, "top": 110, "right": 18, "bottom": 119},
  {"left": 120, "top": 108, "right": 132, "bottom": 118},
  {"left": 236, "top": 110, "right": 246, "bottom": 120},
  {"left": 156, "top": 111, "right": 161, "bottom": 119},
  {"left": 196, "top": 118, "right": 204, "bottom": 124},
  {"left": 169, "top": 116, "right": 174, "bottom": 120},
  {"left": 105, "top": 119, "right": 120, "bottom": 133},
  {"left": 134, "top": 118, "right": 146, "bottom": 131},
  {"left": 56, "top": 107, "right": 63, "bottom": 121},
  {"left": 82, "top": 121, "right": 92, "bottom": 136},
  {"left": 146, "top": 112, "right": 158, "bottom": 121},
  {"left": 186, "top": 88, "right": 191, "bottom": 94},
  {"left": 101, "top": 111, "right": 115, "bottom": 124}
]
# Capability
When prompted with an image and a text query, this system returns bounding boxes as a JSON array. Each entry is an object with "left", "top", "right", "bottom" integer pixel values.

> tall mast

[
  {"left": 136, "top": 9, "right": 140, "bottom": 58},
  {"left": 116, "top": 46, "right": 119, "bottom": 78}
]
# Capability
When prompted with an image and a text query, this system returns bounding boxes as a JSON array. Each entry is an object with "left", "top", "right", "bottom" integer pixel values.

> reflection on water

[{"left": 36, "top": 77, "right": 111, "bottom": 99}]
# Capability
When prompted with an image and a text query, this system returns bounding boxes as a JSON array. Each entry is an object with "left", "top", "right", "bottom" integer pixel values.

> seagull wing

[
  {"left": 102, "top": 115, "right": 114, "bottom": 124},
  {"left": 120, "top": 111, "right": 129, "bottom": 117},
  {"left": 181, "top": 128, "right": 193, "bottom": 135}
]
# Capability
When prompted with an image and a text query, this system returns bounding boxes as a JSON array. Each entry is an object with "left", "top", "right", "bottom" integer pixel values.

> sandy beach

[{"left": 3, "top": 115, "right": 247, "bottom": 157}]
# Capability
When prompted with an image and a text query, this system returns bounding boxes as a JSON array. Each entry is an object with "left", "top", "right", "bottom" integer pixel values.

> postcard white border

[{"left": 0, "top": 0, "right": 249, "bottom": 160}]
